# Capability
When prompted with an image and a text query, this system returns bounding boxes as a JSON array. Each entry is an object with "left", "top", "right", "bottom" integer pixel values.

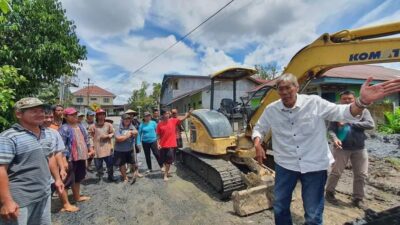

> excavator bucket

[
  {"left": 232, "top": 158, "right": 275, "bottom": 216},
  {"left": 232, "top": 183, "right": 274, "bottom": 216}
]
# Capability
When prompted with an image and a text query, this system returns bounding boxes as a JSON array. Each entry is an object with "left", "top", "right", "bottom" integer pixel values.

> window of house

[
  {"left": 76, "top": 97, "right": 83, "bottom": 103},
  {"left": 103, "top": 98, "right": 110, "bottom": 103},
  {"left": 90, "top": 97, "right": 97, "bottom": 101},
  {"left": 173, "top": 80, "right": 178, "bottom": 90}
]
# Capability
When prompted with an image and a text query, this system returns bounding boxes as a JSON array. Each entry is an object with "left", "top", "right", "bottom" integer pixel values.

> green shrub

[{"left": 378, "top": 107, "right": 400, "bottom": 134}]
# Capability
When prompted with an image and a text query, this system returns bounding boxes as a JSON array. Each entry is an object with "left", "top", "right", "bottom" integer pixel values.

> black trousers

[{"left": 142, "top": 141, "right": 162, "bottom": 170}]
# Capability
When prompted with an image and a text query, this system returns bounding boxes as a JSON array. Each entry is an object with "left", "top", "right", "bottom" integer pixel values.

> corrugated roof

[
  {"left": 72, "top": 85, "right": 116, "bottom": 97},
  {"left": 323, "top": 65, "right": 399, "bottom": 80}
]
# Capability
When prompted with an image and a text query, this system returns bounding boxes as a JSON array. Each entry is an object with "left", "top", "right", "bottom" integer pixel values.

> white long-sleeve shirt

[{"left": 252, "top": 94, "right": 359, "bottom": 173}]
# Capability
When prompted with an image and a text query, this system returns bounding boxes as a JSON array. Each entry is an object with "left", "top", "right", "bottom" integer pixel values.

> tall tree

[
  {"left": 0, "top": 0, "right": 86, "bottom": 96},
  {"left": 128, "top": 81, "right": 161, "bottom": 115},
  {"left": 151, "top": 83, "right": 161, "bottom": 106},
  {"left": 0, "top": 0, "right": 86, "bottom": 131},
  {"left": 255, "top": 63, "right": 280, "bottom": 80}
]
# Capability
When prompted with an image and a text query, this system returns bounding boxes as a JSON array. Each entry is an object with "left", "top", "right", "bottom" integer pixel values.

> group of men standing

[{"left": 0, "top": 98, "right": 190, "bottom": 224}]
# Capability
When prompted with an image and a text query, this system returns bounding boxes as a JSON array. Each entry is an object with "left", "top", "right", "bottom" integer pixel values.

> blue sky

[{"left": 61, "top": 0, "right": 400, "bottom": 104}]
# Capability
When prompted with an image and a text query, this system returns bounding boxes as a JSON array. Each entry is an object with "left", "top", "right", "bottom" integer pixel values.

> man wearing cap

[
  {"left": 0, "top": 97, "right": 64, "bottom": 224},
  {"left": 59, "top": 107, "right": 94, "bottom": 204},
  {"left": 124, "top": 109, "right": 143, "bottom": 169},
  {"left": 88, "top": 109, "right": 116, "bottom": 182},
  {"left": 114, "top": 114, "right": 138, "bottom": 182},
  {"left": 77, "top": 112, "right": 85, "bottom": 124},
  {"left": 82, "top": 110, "right": 96, "bottom": 171},
  {"left": 82, "top": 110, "right": 96, "bottom": 130}
]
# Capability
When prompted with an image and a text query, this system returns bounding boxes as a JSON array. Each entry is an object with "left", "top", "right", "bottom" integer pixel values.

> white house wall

[
  {"left": 203, "top": 79, "right": 257, "bottom": 110},
  {"left": 160, "top": 77, "right": 210, "bottom": 105}
]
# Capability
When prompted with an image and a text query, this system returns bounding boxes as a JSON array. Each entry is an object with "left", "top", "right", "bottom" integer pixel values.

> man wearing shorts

[
  {"left": 59, "top": 107, "right": 94, "bottom": 203},
  {"left": 114, "top": 114, "right": 139, "bottom": 182},
  {"left": 0, "top": 97, "right": 63, "bottom": 225},
  {"left": 156, "top": 109, "right": 190, "bottom": 181}
]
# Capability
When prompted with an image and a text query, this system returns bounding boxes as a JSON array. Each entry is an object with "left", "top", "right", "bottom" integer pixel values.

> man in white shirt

[{"left": 252, "top": 73, "right": 400, "bottom": 225}]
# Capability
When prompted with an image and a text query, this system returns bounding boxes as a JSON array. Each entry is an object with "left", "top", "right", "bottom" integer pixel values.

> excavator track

[{"left": 179, "top": 148, "right": 246, "bottom": 199}]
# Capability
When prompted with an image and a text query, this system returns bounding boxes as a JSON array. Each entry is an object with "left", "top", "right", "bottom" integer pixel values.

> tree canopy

[
  {"left": 128, "top": 82, "right": 161, "bottom": 115},
  {"left": 0, "top": 0, "right": 86, "bottom": 131},
  {"left": 255, "top": 63, "right": 280, "bottom": 80}
]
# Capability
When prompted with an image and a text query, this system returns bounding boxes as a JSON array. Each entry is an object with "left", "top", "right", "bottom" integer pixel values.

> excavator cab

[
  {"left": 188, "top": 67, "right": 259, "bottom": 156},
  {"left": 211, "top": 67, "right": 258, "bottom": 129}
]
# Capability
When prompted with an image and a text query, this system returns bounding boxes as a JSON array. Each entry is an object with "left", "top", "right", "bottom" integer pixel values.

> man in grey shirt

[
  {"left": 0, "top": 97, "right": 63, "bottom": 225},
  {"left": 114, "top": 114, "right": 138, "bottom": 182}
]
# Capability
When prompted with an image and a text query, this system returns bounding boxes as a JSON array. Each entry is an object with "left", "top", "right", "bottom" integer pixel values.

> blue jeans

[{"left": 274, "top": 164, "right": 327, "bottom": 225}]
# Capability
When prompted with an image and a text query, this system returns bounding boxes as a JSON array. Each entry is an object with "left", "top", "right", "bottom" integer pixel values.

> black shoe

[
  {"left": 107, "top": 175, "right": 117, "bottom": 182},
  {"left": 352, "top": 198, "right": 367, "bottom": 210},
  {"left": 325, "top": 191, "right": 339, "bottom": 205}
]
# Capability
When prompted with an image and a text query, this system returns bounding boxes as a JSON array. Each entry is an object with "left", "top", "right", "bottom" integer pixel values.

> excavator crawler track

[{"left": 179, "top": 148, "right": 246, "bottom": 199}]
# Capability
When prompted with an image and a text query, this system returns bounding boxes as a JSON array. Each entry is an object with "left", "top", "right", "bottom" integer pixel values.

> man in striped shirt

[{"left": 0, "top": 97, "right": 64, "bottom": 224}]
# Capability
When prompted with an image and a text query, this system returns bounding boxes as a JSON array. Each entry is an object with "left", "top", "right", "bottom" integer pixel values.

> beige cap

[
  {"left": 125, "top": 109, "right": 137, "bottom": 114},
  {"left": 15, "top": 97, "right": 44, "bottom": 110}
]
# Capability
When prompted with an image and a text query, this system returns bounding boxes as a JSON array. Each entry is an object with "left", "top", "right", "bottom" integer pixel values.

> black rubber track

[{"left": 180, "top": 148, "right": 246, "bottom": 199}]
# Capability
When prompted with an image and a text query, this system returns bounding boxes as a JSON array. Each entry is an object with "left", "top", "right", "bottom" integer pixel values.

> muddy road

[{"left": 51, "top": 134, "right": 400, "bottom": 225}]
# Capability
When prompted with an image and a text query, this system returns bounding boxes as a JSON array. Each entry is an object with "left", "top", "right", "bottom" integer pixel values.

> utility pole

[
  {"left": 84, "top": 78, "right": 93, "bottom": 109},
  {"left": 59, "top": 76, "right": 65, "bottom": 105}
]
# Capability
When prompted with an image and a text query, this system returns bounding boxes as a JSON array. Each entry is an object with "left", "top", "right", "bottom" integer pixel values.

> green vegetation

[
  {"left": 378, "top": 107, "right": 400, "bottom": 134},
  {"left": 127, "top": 82, "right": 161, "bottom": 116},
  {"left": 255, "top": 63, "right": 280, "bottom": 80},
  {"left": 0, "top": 65, "right": 27, "bottom": 128},
  {"left": 385, "top": 157, "right": 400, "bottom": 171},
  {"left": 0, "top": 0, "right": 86, "bottom": 131}
]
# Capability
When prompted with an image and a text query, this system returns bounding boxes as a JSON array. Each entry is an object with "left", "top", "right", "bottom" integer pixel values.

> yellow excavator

[{"left": 180, "top": 21, "right": 400, "bottom": 215}]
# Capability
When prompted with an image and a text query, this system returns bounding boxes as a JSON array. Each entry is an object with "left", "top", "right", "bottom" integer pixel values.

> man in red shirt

[{"left": 156, "top": 109, "right": 190, "bottom": 181}]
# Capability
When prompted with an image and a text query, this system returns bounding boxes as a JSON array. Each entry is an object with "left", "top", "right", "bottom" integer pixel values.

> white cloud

[
  {"left": 61, "top": 0, "right": 151, "bottom": 39},
  {"left": 61, "top": 0, "right": 400, "bottom": 104},
  {"left": 198, "top": 47, "right": 241, "bottom": 75}
]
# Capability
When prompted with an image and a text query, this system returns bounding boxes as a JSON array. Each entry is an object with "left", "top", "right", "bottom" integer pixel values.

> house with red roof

[{"left": 71, "top": 85, "right": 116, "bottom": 114}]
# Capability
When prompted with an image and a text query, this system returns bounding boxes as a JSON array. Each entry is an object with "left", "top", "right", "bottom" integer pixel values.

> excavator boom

[{"left": 248, "top": 21, "right": 400, "bottom": 132}]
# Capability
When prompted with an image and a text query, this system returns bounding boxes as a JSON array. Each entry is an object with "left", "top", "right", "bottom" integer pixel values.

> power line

[{"left": 130, "top": 0, "right": 235, "bottom": 75}]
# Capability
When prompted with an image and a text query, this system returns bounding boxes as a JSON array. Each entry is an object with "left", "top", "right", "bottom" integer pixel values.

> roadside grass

[{"left": 385, "top": 157, "right": 400, "bottom": 171}]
